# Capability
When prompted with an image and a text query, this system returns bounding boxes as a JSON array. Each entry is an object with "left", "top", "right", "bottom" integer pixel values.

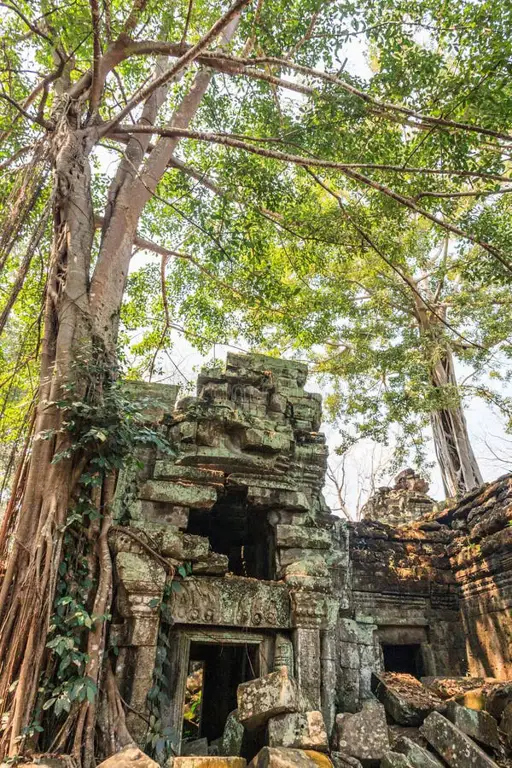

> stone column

[
  {"left": 321, "top": 629, "right": 337, "bottom": 737},
  {"left": 293, "top": 627, "right": 322, "bottom": 710},
  {"left": 290, "top": 590, "right": 329, "bottom": 711},
  {"left": 111, "top": 548, "right": 166, "bottom": 743}
]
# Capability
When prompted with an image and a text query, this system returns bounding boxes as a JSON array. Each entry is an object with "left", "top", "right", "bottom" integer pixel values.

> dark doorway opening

[
  {"left": 182, "top": 641, "right": 265, "bottom": 760},
  {"left": 187, "top": 490, "right": 274, "bottom": 579},
  {"left": 382, "top": 643, "right": 425, "bottom": 677}
]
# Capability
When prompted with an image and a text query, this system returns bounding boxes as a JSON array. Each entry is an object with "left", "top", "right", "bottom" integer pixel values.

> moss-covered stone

[
  {"left": 275, "top": 525, "right": 331, "bottom": 550},
  {"left": 238, "top": 668, "right": 299, "bottom": 730},
  {"left": 139, "top": 479, "right": 218, "bottom": 509}
]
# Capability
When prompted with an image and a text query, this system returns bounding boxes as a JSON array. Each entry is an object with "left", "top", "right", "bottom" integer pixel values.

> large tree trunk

[
  {"left": 0, "top": 111, "right": 102, "bottom": 759},
  {"left": 0, "top": 10, "right": 245, "bottom": 761},
  {"left": 411, "top": 288, "right": 483, "bottom": 497},
  {"left": 429, "top": 345, "right": 483, "bottom": 497}
]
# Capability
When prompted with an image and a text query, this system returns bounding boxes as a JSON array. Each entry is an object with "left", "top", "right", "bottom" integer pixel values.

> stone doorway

[
  {"left": 183, "top": 641, "right": 258, "bottom": 744},
  {"left": 167, "top": 629, "right": 272, "bottom": 756},
  {"left": 382, "top": 643, "right": 426, "bottom": 677}
]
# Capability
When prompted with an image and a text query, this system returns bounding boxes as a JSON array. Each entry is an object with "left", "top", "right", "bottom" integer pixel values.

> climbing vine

[
  {"left": 4, "top": 350, "right": 175, "bottom": 759},
  {"left": 145, "top": 563, "right": 193, "bottom": 765}
]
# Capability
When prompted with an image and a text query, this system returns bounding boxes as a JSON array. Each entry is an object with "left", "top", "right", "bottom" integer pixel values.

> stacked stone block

[
  {"left": 110, "top": 353, "right": 341, "bottom": 751},
  {"left": 434, "top": 475, "right": 512, "bottom": 679}
]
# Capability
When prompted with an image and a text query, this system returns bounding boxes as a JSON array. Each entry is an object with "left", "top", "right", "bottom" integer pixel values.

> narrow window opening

[{"left": 187, "top": 490, "right": 274, "bottom": 579}]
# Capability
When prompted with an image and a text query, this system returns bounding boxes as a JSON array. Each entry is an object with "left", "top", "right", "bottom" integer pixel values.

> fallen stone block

[
  {"left": 393, "top": 736, "right": 444, "bottom": 768},
  {"left": 8, "top": 759, "right": 73, "bottom": 768},
  {"left": 238, "top": 667, "right": 299, "bottom": 730},
  {"left": 457, "top": 689, "right": 487, "bottom": 712},
  {"left": 96, "top": 747, "right": 159, "bottom": 768},
  {"left": 388, "top": 726, "right": 427, "bottom": 750},
  {"left": 209, "top": 738, "right": 223, "bottom": 756},
  {"left": 182, "top": 739, "right": 209, "bottom": 756},
  {"left": 248, "top": 747, "right": 332, "bottom": 768},
  {"left": 222, "top": 710, "right": 244, "bottom": 756},
  {"left": 174, "top": 759, "right": 247, "bottom": 768},
  {"left": 500, "top": 700, "right": 512, "bottom": 748},
  {"left": 421, "top": 678, "right": 492, "bottom": 701},
  {"left": 267, "top": 711, "right": 328, "bottom": 751},
  {"left": 420, "top": 711, "right": 499, "bottom": 768},
  {"left": 446, "top": 701, "right": 499, "bottom": 749},
  {"left": 334, "top": 700, "right": 389, "bottom": 766},
  {"left": 330, "top": 754, "right": 362, "bottom": 768},
  {"left": 484, "top": 682, "right": 512, "bottom": 720},
  {"left": 380, "top": 754, "right": 412, "bottom": 768},
  {"left": 372, "top": 673, "right": 446, "bottom": 726}
]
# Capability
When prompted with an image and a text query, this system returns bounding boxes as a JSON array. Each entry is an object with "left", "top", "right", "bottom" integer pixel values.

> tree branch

[
  {"left": 99, "top": 0, "right": 252, "bottom": 135},
  {"left": 414, "top": 187, "right": 512, "bottom": 201},
  {"left": 217, "top": 53, "right": 512, "bottom": 145},
  {"left": 113, "top": 125, "right": 512, "bottom": 183},
  {"left": 306, "top": 168, "right": 488, "bottom": 351},
  {"left": 94, "top": 215, "right": 245, "bottom": 299},
  {"left": 114, "top": 124, "right": 512, "bottom": 273},
  {"left": 120, "top": 44, "right": 512, "bottom": 144},
  {"left": 0, "top": 91, "right": 53, "bottom": 129},
  {"left": 88, "top": 0, "right": 103, "bottom": 113}
]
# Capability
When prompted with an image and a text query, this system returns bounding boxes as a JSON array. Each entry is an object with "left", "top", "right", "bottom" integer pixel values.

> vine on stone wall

[
  {"left": 145, "top": 563, "right": 192, "bottom": 765},
  {"left": 15, "top": 355, "right": 175, "bottom": 757}
]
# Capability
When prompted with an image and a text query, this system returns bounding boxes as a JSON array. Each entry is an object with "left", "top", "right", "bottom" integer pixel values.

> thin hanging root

[
  {"left": 105, "top": 664, "right": 136, "bottom": 750},
  {"left": 0, "top": 141, "right": 50, "bottom": 273},
  {"left": 49, "top": 710, "right": 79, "bottom": 753},
  {"left": 0, "top": 198, "right": 52, "bottom": 336}
]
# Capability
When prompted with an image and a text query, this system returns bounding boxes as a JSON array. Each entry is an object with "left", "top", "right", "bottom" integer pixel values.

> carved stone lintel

[{"left": 170, "top": 576, "right": 291, "bottom": 629}]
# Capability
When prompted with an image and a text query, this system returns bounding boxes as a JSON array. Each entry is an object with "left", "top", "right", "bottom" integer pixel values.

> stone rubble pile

[{"left": 91, "top": 672, "right": 512, "bottom": 768}]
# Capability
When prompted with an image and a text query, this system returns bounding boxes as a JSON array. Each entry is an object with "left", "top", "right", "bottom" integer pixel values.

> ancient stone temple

[
  {"left": 109, "top": 353, "right": 512, "bottom": 768},
  {"left": 360, "top": 469, "right": 434, "bottom": 526}
]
